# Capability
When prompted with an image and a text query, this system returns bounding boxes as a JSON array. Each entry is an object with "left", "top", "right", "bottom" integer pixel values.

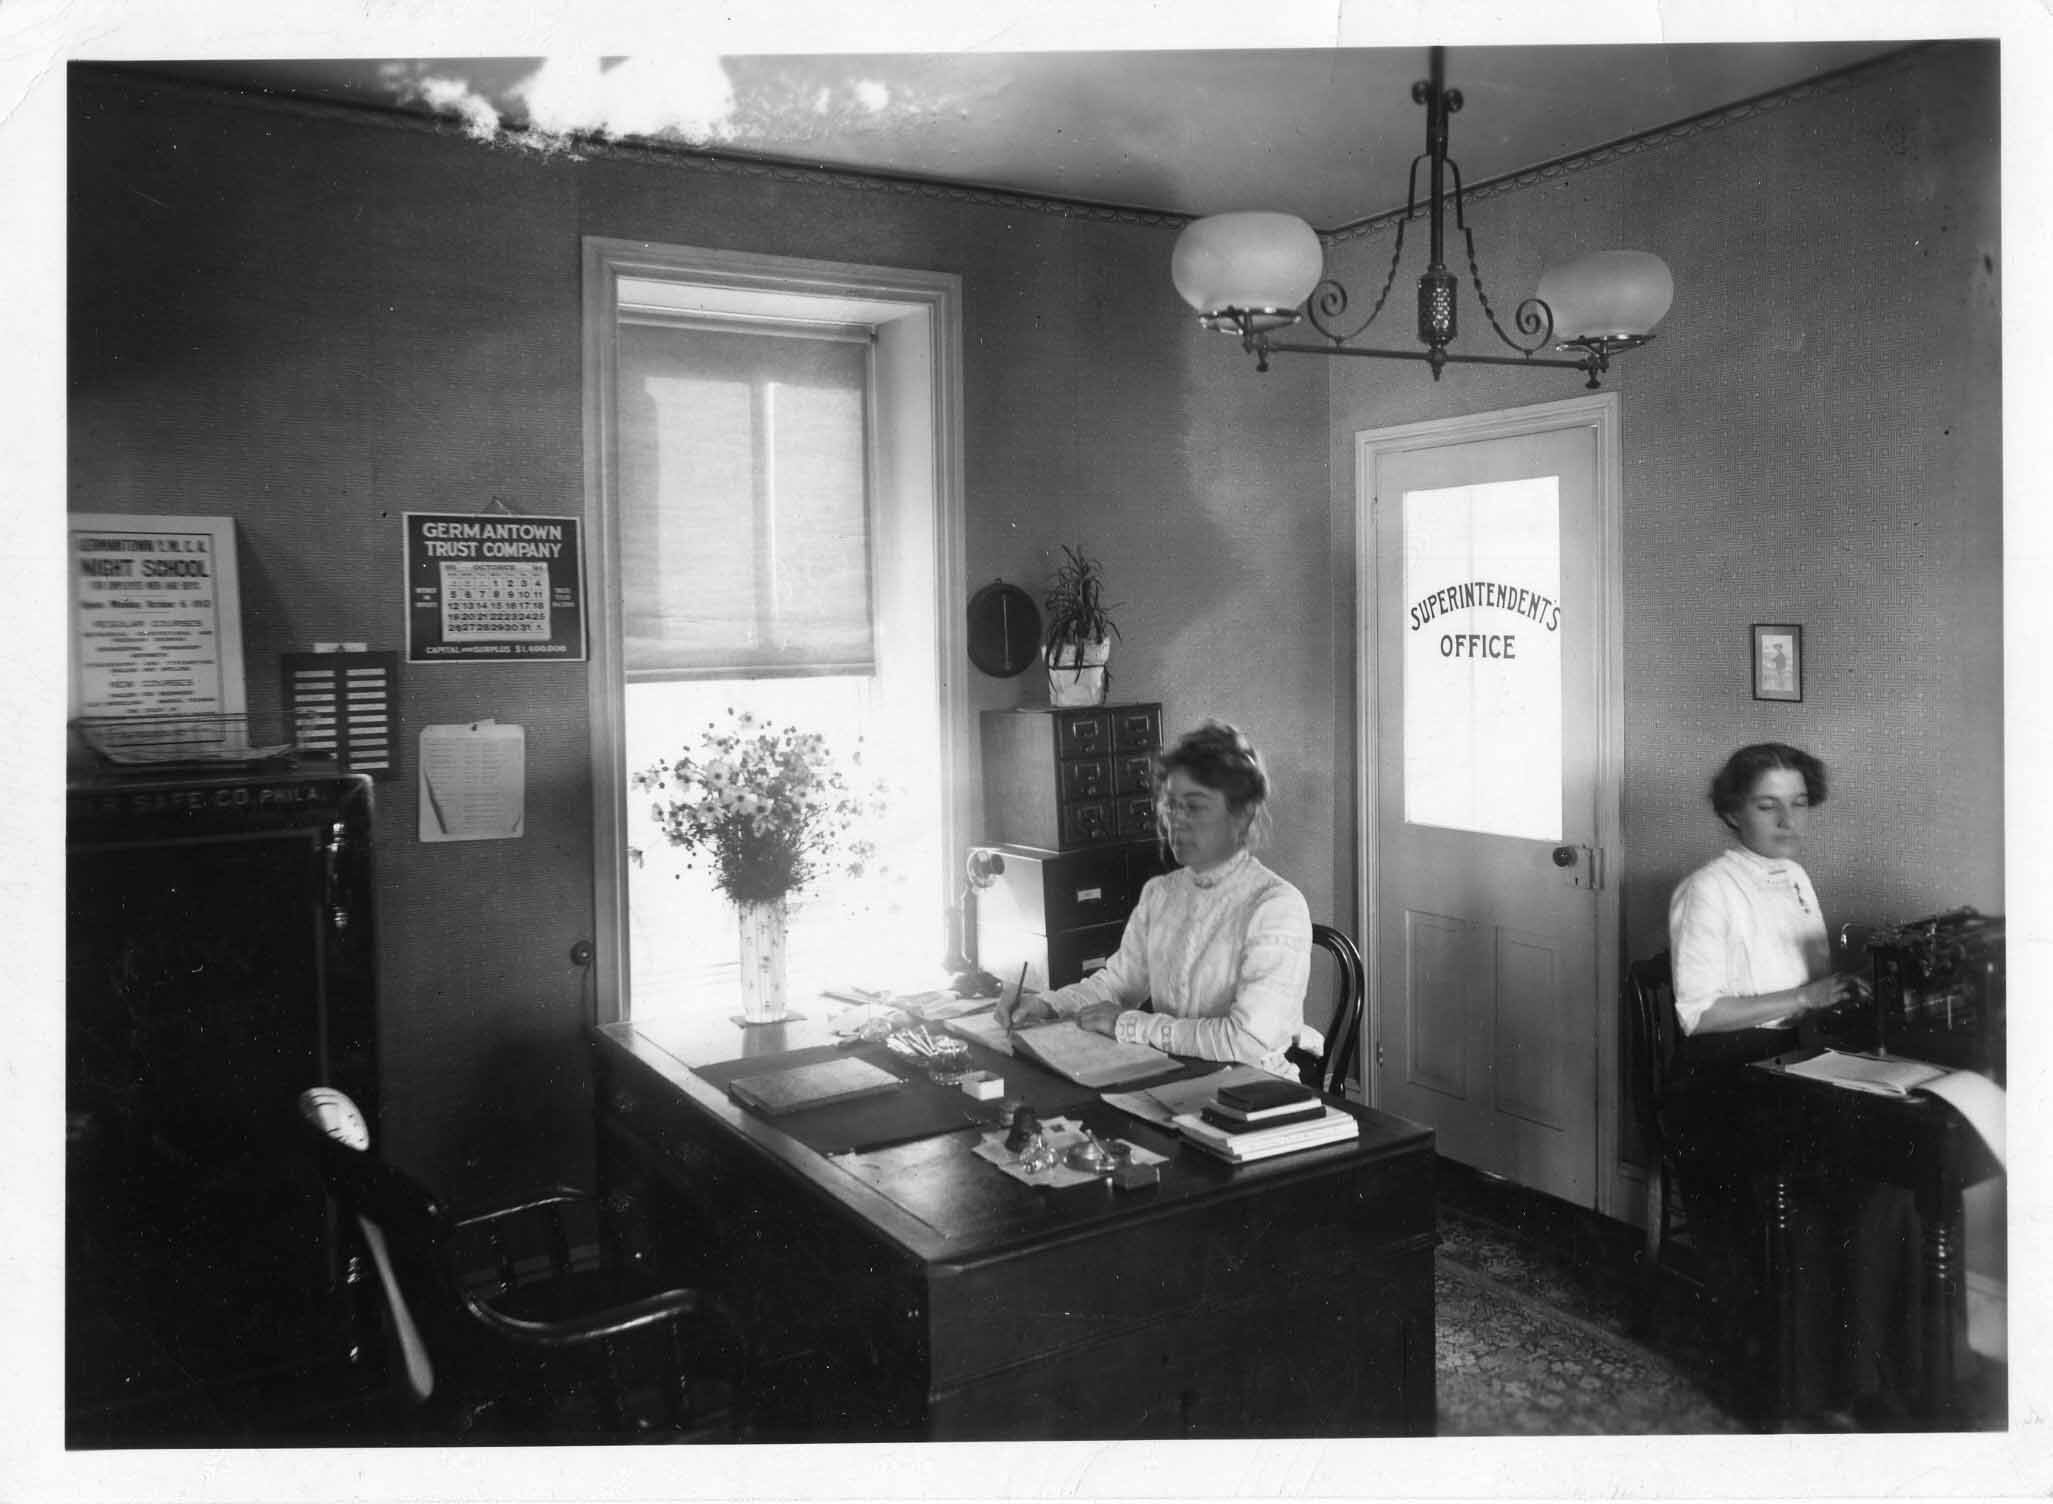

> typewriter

[{"left": 1837, "top": 907, "right": 2005, "bottom": 1081}]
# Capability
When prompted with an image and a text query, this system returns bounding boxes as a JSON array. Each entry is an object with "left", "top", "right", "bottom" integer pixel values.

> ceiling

[{"left": 141, "top": 43, "right": 1910, "bottom": 227}]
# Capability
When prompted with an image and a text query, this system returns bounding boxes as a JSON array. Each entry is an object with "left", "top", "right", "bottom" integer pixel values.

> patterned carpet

[{"left": 1432, "top": 1162, "right": 1751, "bottom": 1435}]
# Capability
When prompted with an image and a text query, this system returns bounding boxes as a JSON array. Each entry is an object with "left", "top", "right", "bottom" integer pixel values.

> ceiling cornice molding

[
  {"left": 80, "top": 44, "right": 1944, "bottom": 235},
  {"left": 1323, "top": 41, "right": 1937, "bottom": 244},
  {"left": 596, "top": 140, "right": 1191, "bottom": 226},
  {"left": 77, "top": 60, "right": 1189, "bottom": 228}
]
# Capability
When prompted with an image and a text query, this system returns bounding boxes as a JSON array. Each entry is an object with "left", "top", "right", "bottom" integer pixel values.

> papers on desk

[
  {"left": 902, "top": 993, "right": 997, "bottom": 1023},
  {"left": 823, "top": 987, "right": 973, "bottom": 1019},
  {"left": 1782, "top": 1049, "right": 1947, "bottom": 1097},
  {"left": 1102, "top": 1065, "right": 1271, "bottom": 1127},
  {"left": 1780, "top": 1050, "right": 2009, "bottom": 1170},
  {"left": 944, "top": 1009, "right": 1015, "bottom": 1056}
]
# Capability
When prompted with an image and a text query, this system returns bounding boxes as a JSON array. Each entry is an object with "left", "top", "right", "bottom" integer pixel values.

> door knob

[{"left": 1551, "top": 846, "right": 1577, "bottom": 868}]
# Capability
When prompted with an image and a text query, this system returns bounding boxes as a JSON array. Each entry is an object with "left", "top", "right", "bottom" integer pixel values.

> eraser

[
  {"left": 959, "top": 1070, "right": 1005, "bottom": 1101},
  {"left": 1112, "top": 1162, "right": 1160, "bottom": 1190}
]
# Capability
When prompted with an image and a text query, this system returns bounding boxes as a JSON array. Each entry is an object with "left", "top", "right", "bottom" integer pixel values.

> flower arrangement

[{"left": 633, "top": 711, "right": 881, "bottom": 906}]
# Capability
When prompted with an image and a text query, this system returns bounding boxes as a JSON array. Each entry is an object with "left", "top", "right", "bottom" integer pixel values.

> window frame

[{"left": 580, "top": 237, "right": 968, "bottom": 1026}]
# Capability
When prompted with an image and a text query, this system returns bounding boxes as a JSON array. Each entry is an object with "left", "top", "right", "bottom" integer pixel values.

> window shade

[{"left": 619, "top": 320, "right": 874, "bottom": 678}]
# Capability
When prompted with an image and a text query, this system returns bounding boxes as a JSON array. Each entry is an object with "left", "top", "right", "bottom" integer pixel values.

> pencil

[{"left": 1007, "top": 962, "right": 1030, "bottom": 1033}]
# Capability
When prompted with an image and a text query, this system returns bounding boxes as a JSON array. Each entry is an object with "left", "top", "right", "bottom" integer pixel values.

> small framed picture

[{"left": 1751, "top": 624, "right": 1803, "bottom": 702}]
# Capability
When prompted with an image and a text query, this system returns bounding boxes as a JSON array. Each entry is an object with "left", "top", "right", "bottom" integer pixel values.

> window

[{"left": 583, "top": 240, "right": 967, "bottom": 1023}]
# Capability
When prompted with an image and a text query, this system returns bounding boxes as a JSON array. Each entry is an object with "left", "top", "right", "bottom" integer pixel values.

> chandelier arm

[
  {"left": 1443, "top": 158, "right": 1552, "bottom": 358},
  {"left": 1259, "top": 340, "right": 1604, "bottom": 381},
  {"left": 1303, "top": 213, "right": 1411, "bottom": 345}
]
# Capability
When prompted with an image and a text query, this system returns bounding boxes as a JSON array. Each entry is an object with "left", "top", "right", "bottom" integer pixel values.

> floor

[
  {"left": 68, "top": 1156, "right": 2005, "bottom": 1446},
  {"left": 1432, "top": 1157, "right": 2008, "bottom": 1435}
]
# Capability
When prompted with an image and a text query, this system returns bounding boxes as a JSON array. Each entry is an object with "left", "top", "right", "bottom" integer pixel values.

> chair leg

[{"left": 1634, "top": 1162, "right": 1668, "bottom": 1337}]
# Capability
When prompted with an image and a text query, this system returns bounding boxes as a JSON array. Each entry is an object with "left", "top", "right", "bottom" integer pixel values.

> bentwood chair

[
  {"left": 1290, "top": 924, "right": 1367, "bottom": 1096},
  {"left": 1629, "top": 951, "right": 1695, "bottom": 1328},
  {"left": 296, "top": 1087, "right": 746, "bottom": 1440},
  {"left": 1627, "top": 955, "right": 1771, "bottom": 1342}
]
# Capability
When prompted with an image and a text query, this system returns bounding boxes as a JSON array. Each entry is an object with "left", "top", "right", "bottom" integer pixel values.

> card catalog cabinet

[{"left": 979, "top": 703, "right": 1162, "bottom": 850}]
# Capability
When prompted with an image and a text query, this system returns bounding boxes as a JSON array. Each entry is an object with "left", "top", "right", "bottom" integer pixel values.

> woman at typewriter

[{"left": 1667, "top": 742, "right": 1920, "bottom": 1429}]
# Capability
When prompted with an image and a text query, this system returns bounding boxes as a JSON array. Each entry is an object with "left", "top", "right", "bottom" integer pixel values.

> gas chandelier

[{"left": 1171, "top": 47, "right": 1674, "bottom": 387}]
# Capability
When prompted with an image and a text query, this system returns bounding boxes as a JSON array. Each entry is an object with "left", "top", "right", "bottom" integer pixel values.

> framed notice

[
  {"left": 1752, "top": 623, "right": 1803, "bottom": 702},
  {"left": 69, "top": 513, "right": 246, "bottom": 721},
  {"left": 404, "top": 512, "right": 586, "bottom": 663}
]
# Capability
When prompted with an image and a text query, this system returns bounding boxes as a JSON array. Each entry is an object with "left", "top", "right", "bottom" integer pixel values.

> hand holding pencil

[{"left": 993, "top": 962, "right": 1056, "bottom": 1033}]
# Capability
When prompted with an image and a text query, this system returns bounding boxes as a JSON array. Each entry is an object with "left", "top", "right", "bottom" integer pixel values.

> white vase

[
  {"left": 1046, "top": 637, "right": 1112, "bottom": 708},
  {"left": 735, "top": 895, "right": 790, "bottom": 1024}
]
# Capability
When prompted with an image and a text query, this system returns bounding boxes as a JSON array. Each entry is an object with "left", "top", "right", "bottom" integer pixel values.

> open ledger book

[{"left": 987, "top": 1019, "right": 1182, "bottom": 1089}]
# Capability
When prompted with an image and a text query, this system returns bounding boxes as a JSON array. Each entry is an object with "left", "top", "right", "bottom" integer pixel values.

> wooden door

[{"left": 1357, "top": 395, "right": 1622, "bottom": 1209}]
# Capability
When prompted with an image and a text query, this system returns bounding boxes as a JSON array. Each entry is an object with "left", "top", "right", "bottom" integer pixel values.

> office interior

[{"left": 45, "top": 27, "right": 2026, "bottom": 1471}]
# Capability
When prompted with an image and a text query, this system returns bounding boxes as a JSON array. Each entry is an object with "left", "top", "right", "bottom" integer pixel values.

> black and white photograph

[{"left": 7, "top": 2, "right": 2046, "bottom": 1501}]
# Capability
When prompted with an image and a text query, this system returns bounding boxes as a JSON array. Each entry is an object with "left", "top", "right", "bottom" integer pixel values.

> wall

[
  {"left": 1322, "top": 42, "right": 2003, "bottom": 1271},
  {"left": 67, "top": 67, "right": 1329, "bottom": 1202}
]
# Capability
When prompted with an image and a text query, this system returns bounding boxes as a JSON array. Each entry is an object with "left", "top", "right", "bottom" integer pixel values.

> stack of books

[{"left": 1171, "top": 1076, "right": 1359, "bottom": 1163}]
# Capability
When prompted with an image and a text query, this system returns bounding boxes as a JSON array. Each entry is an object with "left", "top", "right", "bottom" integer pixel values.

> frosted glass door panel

[{"left": 1402, "top": 477, "right": 1562, "bottom": 841}]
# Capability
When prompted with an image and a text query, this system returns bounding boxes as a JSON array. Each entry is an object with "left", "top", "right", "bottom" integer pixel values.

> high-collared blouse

[
  {"left": 1038, "top": 847, "right": 1313, "bottom": 1071},
  {"left": 1668, "top": 844, "right": 1831, "bottom": 1035}
]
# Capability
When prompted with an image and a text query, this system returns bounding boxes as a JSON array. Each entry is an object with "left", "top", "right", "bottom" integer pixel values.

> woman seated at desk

[
  {"left": 997, "top": 720, "right": 1312, "bottom": 1075},
  {"left": 1667, "top": 741, "right": 1920, "bottom": 1428}
]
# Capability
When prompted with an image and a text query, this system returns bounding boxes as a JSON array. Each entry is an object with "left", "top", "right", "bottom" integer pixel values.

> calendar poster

[{"left": 404, "top": 512, "right": 586, "bottom": 663}]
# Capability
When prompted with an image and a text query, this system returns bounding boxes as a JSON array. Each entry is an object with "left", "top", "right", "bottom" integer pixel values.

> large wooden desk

[
  {"left": 592, "top": 1011, "right": 1435, "bottom": 1441},
  {"left": 1742, "top": 1054, "right": 2002, "bottom": 1428}
]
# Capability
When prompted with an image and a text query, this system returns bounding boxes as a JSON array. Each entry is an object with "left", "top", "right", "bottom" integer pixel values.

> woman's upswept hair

[
  {"left": 1157, "top": 720, "right": 1273, "bottom": 849},
  {"left": 1709, "top": 742, "right": 1829, "bottom": 828}
]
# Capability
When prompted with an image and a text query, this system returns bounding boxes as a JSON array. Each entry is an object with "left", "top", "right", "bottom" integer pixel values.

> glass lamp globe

[
  {"left": 1171, "top": 212, "right": 1324, "bottom": 333},
  {"left": 1536, "top": 250, "right": 1675, "bottom": 343}
]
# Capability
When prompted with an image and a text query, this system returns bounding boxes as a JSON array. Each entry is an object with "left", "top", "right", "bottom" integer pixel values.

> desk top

[
  {"left": 1741, "top": 1050, "right": 2002, "bottom": 1193},
  {"left": 597, "top": 1008, "right": 1434, "bottom": 1267}
]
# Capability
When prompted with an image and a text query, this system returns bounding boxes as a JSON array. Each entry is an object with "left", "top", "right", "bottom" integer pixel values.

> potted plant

[{"left": 1041, "top": 543, "right": 1121, "bottom": 708}]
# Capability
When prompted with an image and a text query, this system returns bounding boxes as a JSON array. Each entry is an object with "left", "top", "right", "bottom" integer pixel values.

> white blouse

[
  {"left": 1038, "top": 848, "right": 1313, "bottom": 1072},
  {"left": 1667, "top": 844, "right": 1831, "bottom": 1035}
]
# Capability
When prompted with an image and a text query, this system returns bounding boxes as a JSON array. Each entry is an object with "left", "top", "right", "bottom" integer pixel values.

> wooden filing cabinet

[
  {"left": 979, "top": 702, "right": 1162, "bottom": 850},
  {"left": 969, "top": 840, "right": 1176, "bottom": 991}
]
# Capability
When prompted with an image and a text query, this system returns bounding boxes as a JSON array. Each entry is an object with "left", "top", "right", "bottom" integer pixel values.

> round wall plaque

[{"left": 966, "top": 580, "right": 1041, "bottom": 678}]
